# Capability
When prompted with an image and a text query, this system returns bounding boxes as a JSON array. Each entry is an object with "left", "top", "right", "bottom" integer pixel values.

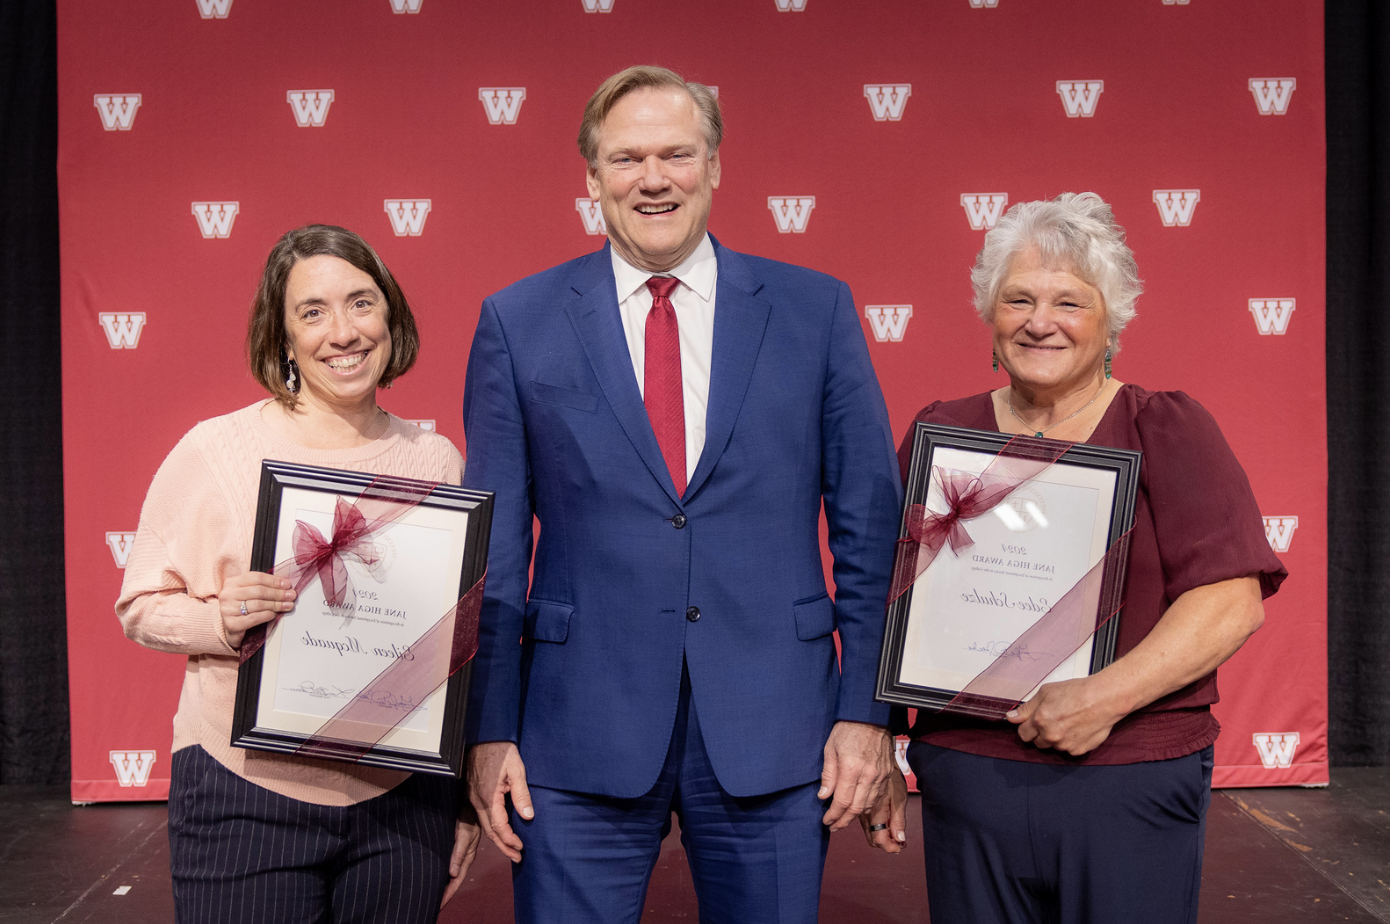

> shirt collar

[{"left": 611, "top": 234, "right": 717, "bottom": 304}]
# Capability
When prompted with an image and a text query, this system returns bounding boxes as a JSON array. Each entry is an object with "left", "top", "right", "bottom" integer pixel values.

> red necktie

[{"left": 644, "top": 276, "right": 686, "bottom": 496}]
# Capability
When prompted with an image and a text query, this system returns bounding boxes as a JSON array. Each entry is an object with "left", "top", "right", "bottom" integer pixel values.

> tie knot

[{"left": 646, "top": 276, "right": 680, "bottom": 301}]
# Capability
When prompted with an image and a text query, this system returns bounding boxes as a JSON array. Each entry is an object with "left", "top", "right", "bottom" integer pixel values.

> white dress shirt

[{"left": 610, "top": 234, "right": 717, "bottom": 485}]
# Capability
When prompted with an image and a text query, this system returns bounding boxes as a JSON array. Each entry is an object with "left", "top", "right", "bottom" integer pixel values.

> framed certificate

[
  {"left": 876, "top": 424, "right": 1140, "bottom": 716},
  {"left": 231, "top": 461, "right": 492, "bottom": 777}
]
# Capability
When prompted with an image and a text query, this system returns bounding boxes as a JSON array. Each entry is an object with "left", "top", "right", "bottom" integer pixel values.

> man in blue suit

[{"left": 462, "top": 65, "right": 904, "bottom": 923}]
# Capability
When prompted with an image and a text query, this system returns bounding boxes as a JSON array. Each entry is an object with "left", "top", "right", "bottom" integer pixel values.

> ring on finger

[
  {"left": 239, "top": 601, "right": 248, "bottom": 616},
  {"left": 868, "top": 823, "right": 888, "bottom": 832}
]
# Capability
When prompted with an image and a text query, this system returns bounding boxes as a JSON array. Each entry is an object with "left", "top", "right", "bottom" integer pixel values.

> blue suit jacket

[{"left": 462, "top": 239, "right": 902, "bottom": 798}]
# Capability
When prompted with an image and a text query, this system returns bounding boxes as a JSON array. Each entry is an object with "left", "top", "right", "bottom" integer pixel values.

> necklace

[{"left": 1008, "top": 381, "right": 1106, "bottom": 438}]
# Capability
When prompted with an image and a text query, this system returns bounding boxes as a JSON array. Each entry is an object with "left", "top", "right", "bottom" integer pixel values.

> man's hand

[
  {"left": 439, "top": 801, "right": 481, "bottom": 908},
  {"left": 859, "top": 768, "right": 908, "bottom": 853},
  {"left": 819, "top": 721, "right": 894, "bottom": 831},
  {"left": 466, "top": 741, "right": 533, "bottom": 863},
  {"left": 1007, "top": 676, "right": 1128, "bottom": 756}
]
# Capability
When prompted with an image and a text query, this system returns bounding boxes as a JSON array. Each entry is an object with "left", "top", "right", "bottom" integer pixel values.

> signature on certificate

[
  {"left": 286, "top": 681, "right": 355, "bottom": 700},
  {"left": 356, "top": 689, "right": 419, "bottom": 713},
  {"left": 965, "top": 640, "right": 1040, "bottom": 662}
]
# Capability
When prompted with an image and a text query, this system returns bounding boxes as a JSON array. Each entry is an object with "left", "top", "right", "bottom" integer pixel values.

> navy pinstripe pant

[{"left": 168, "top": 745, "right": 459, "bottom": 924}]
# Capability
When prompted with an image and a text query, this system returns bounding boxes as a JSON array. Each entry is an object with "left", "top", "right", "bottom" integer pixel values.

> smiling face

[
  {"left": 586, "top": 86, "right": 721, "bottom": 273},
  {"left": 992, "top": 248, "right": 1110, "bottom": 396},
  {"left": 283, "top": 254, "right": 392, "bottom": 415}
]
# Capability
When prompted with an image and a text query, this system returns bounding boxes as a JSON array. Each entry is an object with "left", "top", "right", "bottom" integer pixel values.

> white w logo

[
  {"left": 961, "top": 193, "right": 1008, "bottom": 230},
  {"left": 1249, "top": 78, "right": 1296, "bottom": 116},
  {"left": 864, "top": 306, "right": 912, "bottom": 343},
  {"left": 98, "top": 313, "right": 147, "bottom": 349},
  {"left": 195, "top": 0, "right": 233, "bottom": 18},
  {"left": 768, "top": 197, "right": 816, "bottom": 233},
  {"left": 109, "top": 750, "right": 157, "bottom": 787},
  {"left": 1056, "top": 81, "right": 1104, "bottom": 117},
  {"left": 479, "top": 88, "right": 526, "bottom": 125},
  {"left": 93, "top": 94, "right": 141, "bottom": 131},
  {"left": 106, "top": 532, "right": 137, "bottom": 568},
  {"left": 968, "top": 0, "right": 1000, "bottom": 7},
  {"left": 1152, "top": 190, "right": 1200, "bottom": 227},
  {"left": 581, "top": 0, "right": 615, "bottom": 10},
  {"left": 1262, "top": 516, "right": 1298, "bottom": 553},
  {"left": 287, "top": 90, "right": 334, "bottom": 127},
  {"left": 390, "top": 0, "right": 424, "bottom": 10},
  {"left": 384, "top": 199, "right": 431, "bottom": 236},
  {"left": 575, "top": 198, "right": 607, "bottom": 235},
  {"left": 864, "top": 85, "right": 912, "bottom": 121},
  {"left": 775, "top": 0, "right": 809, "bottom": 10},
  {"left": 191, "top": 202, "right": 239, "bottom": 238},
  {"left": 1249, "top": 299, "right": 1295, "bottom": 336},
  {"left": 1252, "top": 733, "right": 1300, "bottom": 770}
]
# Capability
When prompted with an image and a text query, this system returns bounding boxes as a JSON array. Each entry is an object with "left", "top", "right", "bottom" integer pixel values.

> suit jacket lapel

[
  {"left": 686, "top": 242, "right": 771, "bottom": 500},
  {"left": 563, "top": 246, "right": 685, "bottom": 506}
]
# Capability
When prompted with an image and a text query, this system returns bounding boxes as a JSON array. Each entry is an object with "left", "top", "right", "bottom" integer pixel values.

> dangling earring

[
  {"left": 286, "top": 358, "right": 299, "bottom": 394},
  {"left": 992, "top": 350, "right": 999, "bottom": 373},
  {"left": 1104, "top": 348, "right": 1112, "bottom": 380}
]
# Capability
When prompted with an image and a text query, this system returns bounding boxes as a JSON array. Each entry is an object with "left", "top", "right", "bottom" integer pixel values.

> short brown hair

[
  {"left": 578, "top": 65, "right": 722, "bottom": 167},
  {"left": 246, "top": 224, "right": 420, "bottom": 407}
]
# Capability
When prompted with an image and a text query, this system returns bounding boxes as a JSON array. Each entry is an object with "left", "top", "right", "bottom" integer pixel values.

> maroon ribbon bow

[
  {"left": 291, "top": 497, "right": 384, "bottom": 609},
  {"left": 888, "top": 436, "right": 1072, "bottom": 606},
  {"left": 241, "top": 477, "right": 437, "bottom": 664},
  {"left": 912, "top": 469, "right": 1023, "bottom": 551}
]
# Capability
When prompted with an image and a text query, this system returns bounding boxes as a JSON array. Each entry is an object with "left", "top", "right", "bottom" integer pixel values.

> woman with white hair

[{"left": 866, "top": 193, "right": 1286, "bottom": 923}]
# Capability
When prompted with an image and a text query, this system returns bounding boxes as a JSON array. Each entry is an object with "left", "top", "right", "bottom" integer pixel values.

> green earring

[
  {"left": 1104, "top": 348, "right": 1112, "bottom": 380},
  {"left": 992, "top": 350, "right": 999, "bottom": 373}
]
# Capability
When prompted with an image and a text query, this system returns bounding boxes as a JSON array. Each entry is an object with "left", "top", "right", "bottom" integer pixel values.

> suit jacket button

[
  {"left": 686, "top": 606, "right": 701, "bottom": 622},
  {"left": 671, "top": 514, "right": 687, "bottom": 529}
]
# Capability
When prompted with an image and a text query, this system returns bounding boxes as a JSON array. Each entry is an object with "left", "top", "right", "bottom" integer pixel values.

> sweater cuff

[{"left": 173, "top": 596, "right": 238, "bottom": 656}]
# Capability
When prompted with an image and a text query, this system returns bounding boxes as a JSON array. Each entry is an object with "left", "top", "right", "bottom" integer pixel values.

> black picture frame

[
  {"left": 231, "top": 460, "right": 492, "bottom": 777},
  {"left": 876, "top": 423, "right": 1141, "bottom": 715}
]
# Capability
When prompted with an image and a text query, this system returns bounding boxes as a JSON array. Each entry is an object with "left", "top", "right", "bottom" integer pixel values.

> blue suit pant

[
  {"left": 908, "top": 741, "right": 1213, "bottom": 924},
  {"left": 511, "top": 668, "right": 831, "bottom": 924},
  {"left": 168, "top": 745, "right": 458, "bottom": 924}
]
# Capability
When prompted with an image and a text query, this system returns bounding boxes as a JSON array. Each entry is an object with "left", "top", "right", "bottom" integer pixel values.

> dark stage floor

[{"left": 3, "top": 770, "right": 1386, "bottom": 923}]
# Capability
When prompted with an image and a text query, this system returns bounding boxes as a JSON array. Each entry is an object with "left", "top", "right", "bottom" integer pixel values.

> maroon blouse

[{"left": 901, "top": 385, "right": 1287, "bottom": 765}]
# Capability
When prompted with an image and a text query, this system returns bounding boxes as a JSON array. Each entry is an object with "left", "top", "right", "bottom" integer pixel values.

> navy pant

[
  {"left": 511, "top": 669, "right": 830, "bottom": 924},
  {"left": 168, "top": 745, "right": 459, "bottom": 924},
  {"left": 908, "top": 741, "right": 1213, "bottom": 924}
]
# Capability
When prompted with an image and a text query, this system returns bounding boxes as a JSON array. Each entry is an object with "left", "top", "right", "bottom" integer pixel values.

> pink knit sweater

[{"left": 116, "top": 401, "right": 464, "bottom": 806}]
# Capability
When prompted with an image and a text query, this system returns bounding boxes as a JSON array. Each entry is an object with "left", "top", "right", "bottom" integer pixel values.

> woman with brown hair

[{"left": 117, "top": 224, "right": 477, "bottom": 923}]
